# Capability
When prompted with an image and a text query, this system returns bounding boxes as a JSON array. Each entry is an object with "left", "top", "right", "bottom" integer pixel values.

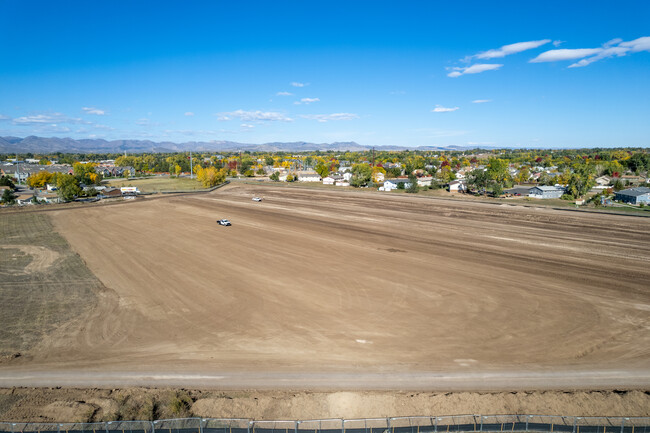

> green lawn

[{"left": 105, "top": 176, "right": 205, "bottom": 192}]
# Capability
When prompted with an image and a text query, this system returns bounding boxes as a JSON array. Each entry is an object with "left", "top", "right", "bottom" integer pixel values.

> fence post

[
  {"left": 525, "top": 416, "right": 529, "bottom": 432},
  {"left": 296, "top": 421, "right": 299, "bottom": 433},
  {"left": 58, "top": 424, "right": 62, "bottom": 433},
  {"left": 620, "top": 419, "right": 625, "bottom": 433},
  {"left": 151, "top": 421, "right": 156, "bottom": 433},
  {"left": 480, "top": 417, "right": 484, "bottom": 433},
  {"left": 342, "top": 419, "right": 345, "bottom": 433},
  {"left": 387, "top": 419, "right": 391, "bottom": 433},
  {"left": 248, "top": 421, "right": 253, "bottom": 433},
  {"left": 199, "top": 419, "right": 204, "bottom": 433},
  {"left": 106, "top": 421, "right": 111, "bottom": 433}
]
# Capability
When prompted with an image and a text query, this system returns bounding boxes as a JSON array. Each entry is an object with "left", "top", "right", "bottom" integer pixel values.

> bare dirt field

[{"left": 0, "top": 183, "right": 649, "bottom": 418}]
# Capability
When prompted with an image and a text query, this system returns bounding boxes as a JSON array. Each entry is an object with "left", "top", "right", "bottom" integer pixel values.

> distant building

[
  {"left": 615, "top": 187, "right": 650, "bottom": 205},
  {"left": 448, "top": 180, "right": 466, "bottom": 193},
  {"left": 528, "top": 186, "right": 565, "bottom": 199},
  {"left": 297, "top": 171, "right": 321, "bottom": 182}
]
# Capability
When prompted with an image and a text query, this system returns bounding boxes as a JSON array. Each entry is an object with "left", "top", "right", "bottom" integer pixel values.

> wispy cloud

[
  {"left": 290, "top": 82, "right": 308, "bottom": 87},
  {"left": 476, "top": 39, "right": 551, "bottom": 59},
  {"left": 530, "top": 36, "right": 650, "bottom": 67},
  {"left": 472, "top": 99, "right": 492, "bottom": 104},
  {"left": 0, "top": 114, "right": 10, "bottom": 121},
  {"left": 82, "top": 107, "right": 106, "bottom": 115},
  {"left": 13, "top": 113, "right": 89, "bottom": 125},
  {"left": 448, "top": 63, "right": 503, "bottom": 77},
  {"left": 294, "top": 97, "right": 320, "bottom": 105},
  {"left": 240, "top": 123, "right": 255, "bottom": 129},
  {"left": 217, "top": 109, "right": 293, "bottom": 122},
  {"left": 530, "top": 48, "right": 603, "bottom": 63},
  {"left": 276, "top": 91, "right": 293, "bottom": 96},
  {"left": 553, "top": 40, "right": 564, "bottom": 47},
  {"left": 432, "top": 105, "right": 459, "bottom": 112},
  {"left": 300, "top": 113, "right": 359, "bottom": 122},
  {"left": 184, "top": 112, "right": 194, "bottom": 116}
]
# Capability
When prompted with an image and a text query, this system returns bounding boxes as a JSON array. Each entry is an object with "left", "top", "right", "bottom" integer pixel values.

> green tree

[
  {"left": 613, "top": 178, "right": 624, "bottom": 191},
  {"left": 406, "top": 173, "right": 419, "bottom": 193},
  {"left": 315, "top": 163, "right": 329, "bottom": 178},
  {"left": 269, "top": 171, "right": 280, "bottom": 181},
  {"left": 350, "top": 163, "right": 372, "bottom": 187},
  {"left": 56, "top": 174, "right": 82, "bottom": 202},
  {"left": 1, "top": 188, "right": 17, "bottom": 205},
  {"left": 465, "top": 168, "right": 486, "bottom": 194},
  {"left": 0, "top": 175, "right": 15, "bottom": 189}
]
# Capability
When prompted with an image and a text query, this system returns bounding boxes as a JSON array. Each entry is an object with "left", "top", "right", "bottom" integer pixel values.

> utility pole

[
  {"left": 190, "top": 150, "right": 193, "bottom": 179},
  {"left": 372, "top": 147, "right": 375, "bottom": 167}
]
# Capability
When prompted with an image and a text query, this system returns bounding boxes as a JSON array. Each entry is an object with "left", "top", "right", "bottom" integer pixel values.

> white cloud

[
  {"left": 294, "top": 97, "right": 320, "bottom": 105},
  {"left": 447, "top": 63, "right": 503, "bottom": 77},
  {"left": 472, "top": 99, "right": 492, "bottom": 104},
  {"left": 82, "top": 107, "right": 106, "bottom": 115},
  {"left": 240, "top": 124, "right": 255, "bottom": 129},
  {"left": 476, "top": 39, "right": 551, "bottom": 59},
  {"left": 300, "top": 113, "right": 359, "bottom": 122},
  {"left": 553, "top": 40, "right": 564, "bottom": 47},
  {"left": 432, "top": 105, "right": 459, "bottom": 113},
  {"left": 530, "top": 48, "right": 603, "bottom": 63},
  {"left": 619, "top": 36, "right": 650, "bottom": 52},
  {"left": 13, "top": 113, "right": 89, "bottom": 125},
  {"left": 291, "top": 82, "right": 308, "bottom": 87},
  {"left": 276, "top": 91, "right": 293, "bottom": 96},
  {"left": 531, "top": 36, "right": 650, "bottom": 67},
  {"left": 568, "top": 46, "right": 628, "bottom": 68},
  {"left": 217, "top": 109, "right": 292, "bottom": 122},
  {"left": 184, "top": 112, "right": 194, "bottom": 116},
  {"left": 0, "top": 114, "right": 9, "bottom": 121}
]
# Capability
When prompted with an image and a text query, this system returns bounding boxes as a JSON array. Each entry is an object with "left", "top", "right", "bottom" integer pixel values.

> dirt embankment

[{"left": 1, "top": 388, "right": 649, "bottom": 422}]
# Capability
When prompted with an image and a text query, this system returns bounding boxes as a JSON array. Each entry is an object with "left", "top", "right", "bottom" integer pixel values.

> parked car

[
  {"left": 217, "top": 219, "right": 231, "bottom": 226},
  {"left": 252, "top": 197, "right": 263, "bottom": 202}
]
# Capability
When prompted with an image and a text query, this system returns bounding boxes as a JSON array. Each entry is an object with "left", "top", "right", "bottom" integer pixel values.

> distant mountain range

[{"left": 0, "top": 136, "right": 473, "bottom": 154}]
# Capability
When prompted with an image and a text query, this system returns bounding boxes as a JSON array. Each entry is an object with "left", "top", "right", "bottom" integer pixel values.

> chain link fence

[{"left": 1, "top": 416, "right": 648, "bottom": 433}]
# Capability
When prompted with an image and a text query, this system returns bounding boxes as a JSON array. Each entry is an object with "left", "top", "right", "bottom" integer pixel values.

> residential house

[
  {"left": 382, "top": 178, "right": 411, "bottom": 191},
  {"left": 297, "top": 171, "right": 321, "bottom": 182},
  {"left": 614, "top": 187, "right": 650, "bottom": 205},
  {"left": 620, "top": 175, "right": 646, "bottom": 186},
  {"left": 101, "top": 187, "right": 122, "bottom": 198},
  {"left": 372, "top": 171, "right": 385, "bottom": 183},
  {"left": 595, "top": 175, "right": 611, "bottom": 187},
  {"left": 417, "top": 176, "right": 433, "bottom": 187},
  {"left": 448, "top": 180, "right": 466, "bottom": 193},
  {"left": 15, "top": 193, "right": 35, "bottom": 205},
  {"left": 529, "top": 185, "right": 565, "bottom": 199}
]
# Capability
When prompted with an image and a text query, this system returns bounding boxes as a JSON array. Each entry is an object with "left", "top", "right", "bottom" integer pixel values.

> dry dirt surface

[
  {"left": 1, "top": 388, "right": 650, "bottom": 422},
  {"left": 0, "top": 184, "right": 649, "bottom": 392}
]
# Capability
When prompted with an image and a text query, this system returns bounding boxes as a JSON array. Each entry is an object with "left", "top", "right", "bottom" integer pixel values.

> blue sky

[{"left": 1, "top": 1, "right": 649, "bottom": 149}]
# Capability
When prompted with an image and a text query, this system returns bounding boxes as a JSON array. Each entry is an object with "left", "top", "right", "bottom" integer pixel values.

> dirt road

[{"left": 1, "top": 184, "right": 648, "bottom": 389}]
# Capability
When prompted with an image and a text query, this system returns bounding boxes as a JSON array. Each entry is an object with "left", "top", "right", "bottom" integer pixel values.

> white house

[
  {"left": 595, "top": 175, "right": 611, "bottom": 187},
  {"left": 448, "top": 180, "right": 466, "bottom": 193},
  {"left": 417, "top": 176, "right": 433, "bottom": 187},
  {"left": 529, "top": 185, "right": 565, "bottom": 199},
  {"left": 297, "top": 171, "right": 321, "bottom": 182},
  {"left": 322, "top": 176, "right": 336, "bottom": 185},
  {"left": 383, "top": 179, "right": 411, "bottom": 191}
]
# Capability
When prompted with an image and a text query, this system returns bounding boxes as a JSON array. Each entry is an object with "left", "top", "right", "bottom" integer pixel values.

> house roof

[
  {"left": 616, "top": 187, "right": 650, "bottom": 197},
  {"left": 533, "top": 185, "right": 564, "bottom": 191}
]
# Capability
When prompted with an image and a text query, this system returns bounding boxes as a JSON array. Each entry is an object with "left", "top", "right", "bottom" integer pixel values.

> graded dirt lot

[{"left": 1, "top": 184, "right": 649, "bottom": 395}]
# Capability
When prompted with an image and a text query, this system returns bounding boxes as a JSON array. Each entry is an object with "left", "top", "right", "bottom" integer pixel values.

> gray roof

[
  {"left": 534, "top": 185, "right": 565, "bottom": 191},
  {"left": 616, "top": 187, "right": 650, "bottom": 197}
]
